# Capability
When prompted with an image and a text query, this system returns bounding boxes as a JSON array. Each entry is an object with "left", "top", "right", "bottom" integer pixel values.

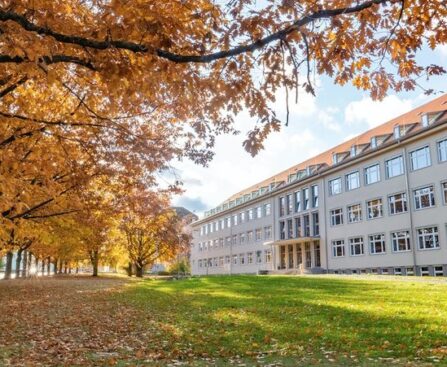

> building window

[
  {"left": 296, "top": 246, "right": 303, "bottom": 267},
  {"left": 391, "top": 231, "right": 411, "bottom": 252},
  {"left": 414, "top": 186, "right": 435, "bottom": 210},
  {"left": 256, "top": 206, "right": 262, "bottom": 219},
  {"left": 388, "top": 192, "right": 408, "bottom": 215},
  {"left": 287, "top": 194, "right": 293, "bottom": 215},
  {"left": 248, "top": 208, "right": 254, "bottom": 221},
  {"left": 347, "top": 203, "right": 362, "bottom": 223},
  {"left": 240, "top": 254, "right": 246, "bottom": 265},
  {"left": 240, "top": 212, "right": 245, "bottom": 223},
  {"left": 311, "top": 185, "right": 319, "bottom": 208},
  {"left": 239, "top": 233, "right": 245, "bottom": 245},
  {"left": 232, "top": 255, "right": 238, "bottom": 265},
  {"left": 295, "top": 217, "right": 302, "bottom": 238},
  {"left": 247, "top": 231, "right": 253, "bottom": 243},
  {"left": 232, "top": 214, "right": 238, "bottom": 226},
  {"left": 264, "top": 250, "right": 272, "bottom": 263},
  {"left": 332, "top": 240, "right": 345, "bottom": 257},
  {"left": 369, "top": 234, "right": 386, "bottom": 254},
  {"left": 219, "top": 238, "right": 224, "bottom": 247},
  {"left": 365, "top": 164, "right": 380, "bottom": 185},
  {"left": 346, "top": 171, "right": 360, "bottom": 191},
  {"left": 294, "top": 191, "right": 301, "bottom": 212},
  {"left": 385, "top": 156, "right": 404, "bottom": 178},
  {"left": 303, "top": 188, "right": 310, "bottom": 210},
  {"left": 255, "top": 228, "right": 262, "bottom": 242},
  {"left": 219, "top": 257, "right": 224, "bottom": 266},
  {"left": 410, "top": 146, "right": 431, "bottom": 171},
  {"left": 417, "top": 226, "right": 439, "bottom": 250},
  {"left": 226, "top": 217, "right": 231, "bottom": 228},
  {"left": 232, "top": 235, "right": 237, "bottom": 245},
  {"left": 305, "top": 243, "right": 312, "bottom": 268},
  {"left": 438, "top": 139, "right": 447, "bottom": 162},
  {"left": 225, "top": 255, "right": 230, "bottom": 264},
  {"left": 256, "top": 250, "right": 262, "bottom": 264},
  {"left": 330, "top": 208, "right": 343, "bottom": 226},
  {"left": 285, "top": 219, "right": 292, "bottom": 239},
  {"left": 349, "top": 237, "right": 364, "bottom": 256},
  {"left": 312, "top": 212, "right": 320, "bottom": 236},
  {"left": 303, "top": 214, "right": 310, "bottom": 237},
  {"left": 367, "top": 198, "right": 383, "bottom": 219},
  {"left": 314, "top": 241, "right": 321, "bottom": 267},
  {"left": 279, "top": 222, "right": 285, "bottom": 240},
  {"left": 264, "top": 226, "right": 272, "bottom": 240},
  {"left": 247, "top": 252, "right": 253, "bottom": 264},
  {"left": 279, "top": 197, "right": 285, "bottom": 216},
  {"left": 225, "top": 237, "right": 231, "bottom": 246},
  {"left": 442, "top": 182, "right": 447, "bottom": 205},
  {"left": 329, "top": 177, "right": 342, "bottom": 195},
  {"left": 288, "top": 245, "right": 294, "bottom": 268},
  {"left": 264, "top": 203, "right": 272, "bottom": 216}
]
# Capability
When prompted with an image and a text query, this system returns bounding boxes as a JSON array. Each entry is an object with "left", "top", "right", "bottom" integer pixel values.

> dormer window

[
  {"left": 350, "top": 145, "right": 357, "bottom": 157},
  {"left": 370, "top": 136, "right": 377, "bottom": 149},
  {"left": 332, "top": 153, "right": 338, "bottom": 164},
  {"left": 393, "top": 125, "right": 401, "bottom": 140},
  {"left": 421, "top": 113, "right": 429, "bottom": 127}
]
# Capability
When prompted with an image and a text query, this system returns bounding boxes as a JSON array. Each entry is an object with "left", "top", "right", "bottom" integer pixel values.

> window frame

[
  {"left": 329, "top": 177, "right": 342, "bottom": 196},
  {"left": 416, "top": 226, "right": 440, "bottom": 251},
  {"left": 441, "top": 181, "right": 447, "bottom": 206},
  {"left": 366, "top": 198, "right": 384, "bottom": 220},
  {"left": 349, "top": 236, "right": 365, "bottom": 256},
  {"left": 391, "top": 230, "right": 411, "bottom": 253},
  {"left": 332, "top": 239, "right": 345, "bottom": 258},
  {"left": 364, "top": 163, "right": 381, "bottom": 185},
  {"left": 413, "top": 185, "right": 436, "bottom": 211},
  {"left": 330, "top": 207, "right": 344, "bottom": 227},
  {"left": 368, "top": 233, "right": 386, "bottom": 255},
  {"left": 385, "top": 154, "right": 405, "bottom": 179},
  {"left": 388, "top": 191, "right": 408, "bottom": 215},
  {"left": 437, "top": 137, "right": 447, "bottom": 163},
  {"left": 409, "top": 145, "right": 432, "bottom": 171},
  {"left": 345, "top": 170, "right": 361, "bottom": 191},
  {"left": 347, "top": 203, "right": 362, "bottom": 224}
]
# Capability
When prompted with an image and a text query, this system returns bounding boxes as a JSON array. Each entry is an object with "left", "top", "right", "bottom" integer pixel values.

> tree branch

[
  {"left": 0, "top": 0, "right": 390, "bottom": 64},
  {"left": 0, "top": 54, "right": 95, "bottom": 70}
]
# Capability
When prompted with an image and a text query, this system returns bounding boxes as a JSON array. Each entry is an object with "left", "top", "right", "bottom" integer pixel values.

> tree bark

[
  {"left": 15, "top": 248, "right": 23, "bottom": 278},
  {"left": 27, "top": 251, "right": 32, "bottom": 277},
  {"left": 58, "top": 259, "right": 63, "bottom": 274},
  {"left": 47, "top": 257, "right": 51, "bottom": 275},
  {"left": 4, "top": 251, "right": 13, "bottom": 280},
  {"left": 41, "top": 259, "right": 45, "bottom": 276},
  {"left": 91, "top": 250, "right": 99, "bottom": 277},
  {"left": 135, "top": 263, "right": 144, "bottom": 278},
  {"left": 22, "top": 250, "right": 27, "bottom": 277},
  {"left": 126, "top": 262, "right": 133, "bottom": 277}
]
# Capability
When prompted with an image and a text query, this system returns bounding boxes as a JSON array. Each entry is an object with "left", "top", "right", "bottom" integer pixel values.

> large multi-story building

[{"left": 190, "top": 95, "right": 447, "bottom": 277}]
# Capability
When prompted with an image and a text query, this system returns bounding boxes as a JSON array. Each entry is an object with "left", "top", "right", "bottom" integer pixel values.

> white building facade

[{"left": 190, "top": 95, "right": 447, "bottom": 277}]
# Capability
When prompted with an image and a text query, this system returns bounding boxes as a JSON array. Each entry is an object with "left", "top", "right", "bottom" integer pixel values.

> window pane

[
  {"left": 410, "top": 146, "right": 431, "bottom": 170},
  {"left": 386, "top": 156, "right": 404, "bottom": 178},
  {"left": 439, "top": 139, "right": 447, "bottom": 162}
]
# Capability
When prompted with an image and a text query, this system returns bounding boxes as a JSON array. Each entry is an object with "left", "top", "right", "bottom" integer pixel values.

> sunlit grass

[{"left": 119, "top": 275, "right": 447, "bottom": 365}]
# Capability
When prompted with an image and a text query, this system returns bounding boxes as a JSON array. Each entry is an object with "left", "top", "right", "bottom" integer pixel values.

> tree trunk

[
  {"left": 22, "top": 250, "right": 27, "bottom": 278},
  {"left": 126, "top": 262, "right": 133, "bottom": 277},
  {"left": 47, "top": 257, "right": 51, "bottom": 275},
  {"left": 91, "top": 250, "right": 99, "bottom": 277},
  {"left": 41, "top": 259, "right": 45, "bottom": 276},
  {"left": 15, "top": 248, "right": 23, "bottom": 278},
  {"left": 135, "top": 262, "right": 144, "bottom": 278},
  {"left": 64, "top": 261, "right": 68, "bottom": 274},
  {"left": 27, "top": 252, "right": 32, "bottom": 277},
  {"left": 58, "top": 259, "right": 63, "bottom": 274},
  {"left": 4, "top": 251, "right": 13, "bottom": 280}
]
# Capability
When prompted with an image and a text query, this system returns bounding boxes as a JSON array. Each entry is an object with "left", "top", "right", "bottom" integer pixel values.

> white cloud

[
  {"left": 436, "top": 44, "right": 447, "bottom": 56},
  {"left": 345, "top": 95, "right": 414, "bottom": 129}
]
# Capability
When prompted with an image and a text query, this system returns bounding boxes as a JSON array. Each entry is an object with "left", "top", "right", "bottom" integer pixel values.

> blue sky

[{"left": 172, "top": 45, "right": 447, "bottom": 216}]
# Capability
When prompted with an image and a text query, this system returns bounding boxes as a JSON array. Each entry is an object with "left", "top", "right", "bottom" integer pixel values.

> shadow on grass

[{"left": 115, "top": 275, "right": 447, "bottom": 365}]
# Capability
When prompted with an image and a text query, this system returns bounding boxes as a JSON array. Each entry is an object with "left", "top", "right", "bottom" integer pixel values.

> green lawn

[{"left": 117, "top": 275, "right": 447, "bottom": 366}]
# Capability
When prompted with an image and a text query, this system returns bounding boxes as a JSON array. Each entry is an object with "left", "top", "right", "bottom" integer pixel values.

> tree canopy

[{"left": 1, "top": 0, "right": 445, "bottom": 277}]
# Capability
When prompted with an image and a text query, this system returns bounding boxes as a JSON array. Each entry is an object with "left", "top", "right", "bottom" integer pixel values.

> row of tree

[{"left": 0, "top": 0, "right": 445, "bottom": 276}]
